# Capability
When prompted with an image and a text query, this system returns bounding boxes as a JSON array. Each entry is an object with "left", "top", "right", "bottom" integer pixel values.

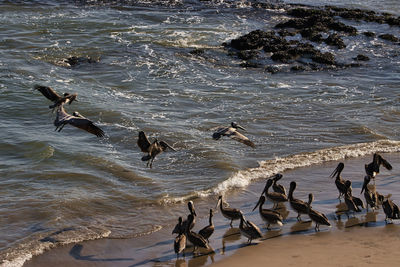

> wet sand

[{"left": 24, "top": 153, "right": 400, "bottom": 267}]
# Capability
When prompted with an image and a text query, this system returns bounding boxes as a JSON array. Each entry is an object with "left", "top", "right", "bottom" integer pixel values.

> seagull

[
  {"left": 211, "top": 122, "right": 255, "bottom": 148},
  {"left": 35, "top": 85, "right": 77, "bottom": 110},
  {"left": 53, "top": 104, "right": 105, "bottom": 137},
  {"left": 137, "top": 131, "right": 176, "bottom": 168}
]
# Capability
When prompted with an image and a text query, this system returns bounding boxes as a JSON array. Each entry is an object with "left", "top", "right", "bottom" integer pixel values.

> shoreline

[{"left": 22, "top": 153, "right": 400, "bottom": 267}]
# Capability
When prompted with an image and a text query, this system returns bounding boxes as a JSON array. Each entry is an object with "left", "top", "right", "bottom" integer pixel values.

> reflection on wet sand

[
  {"left": 221, "top": 228, "right": 241, "bottom": 254},
  {"left": 290, "top": 220, "right": 313, "bottom": 233}
]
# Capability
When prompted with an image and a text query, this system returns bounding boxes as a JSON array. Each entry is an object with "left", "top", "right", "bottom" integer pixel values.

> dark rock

[
  {"left": 64, "top": 56, "right": 98, "bottom": 67},
  {"left": 378, "top": 34, "right": 399, "bottom": 42},
  {"left": 311, "top": 52, "right": 336, "bottom": 65},
  {"left": 324, "top": 33, "right": 346, "bottom": 49},
  {"left": 237, "top": 50, "right": 259, "bottom": 60},
  {"left": 291, "top": 65, "right": 306, "bottom": 71},
  {"left": 353, "top": 54, "right": 370, "bottom": 61},
  {"left": 363, "top": 31, "right": 376, "bottom": 37},
  {"left": 189, "top": 48, "right": 205, "bottom": 55}
]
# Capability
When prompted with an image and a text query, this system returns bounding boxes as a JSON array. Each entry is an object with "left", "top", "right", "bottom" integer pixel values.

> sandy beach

[{"left": 22, "top": 153, "right": 400, "bottom": 267}]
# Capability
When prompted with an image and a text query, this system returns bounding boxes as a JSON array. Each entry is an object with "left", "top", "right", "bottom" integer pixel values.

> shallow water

[{"left": 0, "top": 0, "right": 399, "bottom": 266}]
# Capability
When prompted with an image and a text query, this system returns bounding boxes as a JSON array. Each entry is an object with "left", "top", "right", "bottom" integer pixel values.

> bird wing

[
  {"left": 379, "top": 156, "right": 393, "bottom": 171},
  {"left": 54, "top": 105, "right": 72, "bottom": 126},
  {"left": 227, "top": 129, "right": 255, "bottom": 148},
  {"left": 137, "top": 131, "right": 151, "bottom": 152},
  {"left": 159, "top": 141, "right": 176, "bottom": 151},
  {"left": 66, "top": 116, "right": 105, "bottom": 137},
  {"left": 35, "top": 85, "right": 61, "bottom": 102}
]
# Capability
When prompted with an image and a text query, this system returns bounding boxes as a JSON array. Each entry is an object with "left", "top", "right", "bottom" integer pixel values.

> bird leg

[
  {"left": 297, "top": 214, "right": 302, "bottom": 221},
  {"left": 230, "top": 220, "right": 233, "bottom": 227},
  {"left": 57, "top": 123, "right": 66, "bottom": 132}
]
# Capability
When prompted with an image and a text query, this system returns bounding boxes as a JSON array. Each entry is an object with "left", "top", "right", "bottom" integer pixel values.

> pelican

[
  {"left": 378, "top": 195, "right": 400, "bottom": 223},
  {"left": 137, "top": 131, "right": 176, "bottom": 168},
  {"left": 288, "top": 181, "right": 309, "bottom": 221},
  {"left": 216, "top": 195, "right": 242, "bottom": 227},
  {"left": 344, "top": 191, "right": 361, "bottom": 217},
  {"left": 253, "top": 195, "right": 283, "bottom": 230},
  {"left": 365, "top": 153, "right": 392, "bottom": 179},
  {"left": 172, "top": 201, "right": 196, "bottom": 234},
  {"left": 35, "top": 85, "right": 77, "bottom": 110},
  {"left": 211, "top": 122, "right": 255, "bottom": 148},
  {"left": 361, "top": 176, "right": 378, "bottom": 211},
  {"left": 345, "top": 180, "right": 365, "bottom": 210},
  {"left": 53, "top": 104, "right": 104, "bottom": 137},
  {"left": 261, "top": 179, "right": 288, "bottom": 209},
  {"left": 199, "top": 209, "right": 214, "bottom": 242},
  {"left": 272, "top": 173, "right": 286, "bottom": 196},
  {"left": 307, "top": 193, "right": 331, "bottom": 231},
  {"left": 330, "top": 162, "right": 347, "bottom": 200},
  {"left": 239, "top": 213, "right": 262, "bottom": 244},
  {"left": 174, "top": 217, "right": 186, "bottom": 258},
  {"left": 185, "top": 214, "right": 210, "bottom": 253}
]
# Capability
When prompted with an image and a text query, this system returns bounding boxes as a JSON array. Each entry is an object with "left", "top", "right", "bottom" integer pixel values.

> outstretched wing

[
  {"left": 379, "top": 155, "right": 392, "bottom": 171},
  {"left": 67, "top": 116, "right": 105, "bottom": 137},
  {"left": 35, "top": 85, "right": 61, "bottom": 102},
  {"left": 137, "top": 131, "right": 151, "bottom": 152},
  {"left": 229, "top": 130, "right": 255, "bottom": 148},
  {"left": 159, "top": 141, "right": 176, "bottom": 151}
]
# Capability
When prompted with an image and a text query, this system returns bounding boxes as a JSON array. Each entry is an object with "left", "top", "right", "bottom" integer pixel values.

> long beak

[
  {"left": 329, "top": 167, "right": 338, "bottom": 178},
  {"left": 361, "top": 180, "right": 367, "bottom": 194},
  {"left": 236, "top": 124, "right": 246, "bottom": 131},
  {"left": 215, "top": 199, "right": 221, "bottom": 210},
  {"left": 252, "top": 198, "right": 261, "bottom": 211}
]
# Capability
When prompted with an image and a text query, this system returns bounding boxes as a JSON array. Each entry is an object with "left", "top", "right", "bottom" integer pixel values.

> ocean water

[{"left": 0, "top": 0, "right": 399, "bottom": 266}]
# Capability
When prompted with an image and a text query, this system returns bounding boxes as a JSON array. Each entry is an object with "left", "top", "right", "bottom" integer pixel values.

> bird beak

[
  {"left": 215, "top": 198, "right": 221, "bottom": 210},
  {"left": 252, "top": 198, "right": 261, "bottom": 211},
  {"left": 236, "top": 124, "right": 246, "bottom": 131}
]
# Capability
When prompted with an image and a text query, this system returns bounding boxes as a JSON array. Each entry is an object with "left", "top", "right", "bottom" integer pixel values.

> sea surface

[{"left": 0, "top": 0, "right": 399, "bottom": 266}]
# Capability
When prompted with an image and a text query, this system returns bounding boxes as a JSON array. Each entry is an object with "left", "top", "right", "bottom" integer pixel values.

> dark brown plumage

[
  {"left": 216, "top": 195, "right": 242, "bottom": 227},
  {"left": 272, "top": 173, "right": 287, "bottom": 196},
  {"left": 307, "top": 193, "right": 331, "bottom": 231},
  {"left": 239, "top": 213, "right": 262, "bottom": 244},
  {"left": 253, "top": 195, "right": 283, "bottom": 230},
  {"left": 212, "top": 122, "right": 255, "bottom": 148},
  {"left": 198, "top": 209, "right": 214, "bottom": 242},
  {"left": 172, "top": 201, "right": 196, "bottom": 235},
  {"left": 53, "top": 104, "right": 104, "bottom": 137},
  {"left": 35, "top": 85, "right": 77, "bottom": 110},
  {"left": 262, "top": 179, "right": 288, "bottom": 209},
  {"left": 365, "top": 153, "right": 392, "bottom": 179},
  {"left": 174, "top": 217, "right": 186, "bottom": 258},
  {"left": 137, "top": 131, "right": 175, "bottom": 168},
  {"left": 288, "top": 181, "right": 308, "bottom": 221},
  {"left": 361, "top": 175, "right": 378, "bottom": 211},
  {"left": 185, "top": 214, "right": 210, "bottom": 253},
  {"left": 330, "top": 162, "right": 347, "bottom": 200}
]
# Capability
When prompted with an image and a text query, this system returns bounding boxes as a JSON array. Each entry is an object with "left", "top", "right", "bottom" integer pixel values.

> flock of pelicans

[
  {"left": 34, "top": 85, "right": 399, "bottom": 258},
  {"left": 171, "top": 154, "right": 399, "bottom": 258}
]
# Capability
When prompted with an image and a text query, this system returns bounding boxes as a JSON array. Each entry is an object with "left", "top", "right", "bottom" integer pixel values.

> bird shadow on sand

[{"left": 69, "top": 244, "right": 133, "bottom": 262}]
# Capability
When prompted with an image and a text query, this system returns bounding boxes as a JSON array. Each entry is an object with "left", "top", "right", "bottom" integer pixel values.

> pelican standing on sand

[
  {"left": 253, "top": 195, "right": 283, "bottom": 230},
  {"left": 378, "top": 195, "right": 400, "bottom": 223},
  {"left": 174, "top": 217, "right": 186, "bottom": 258},
  {"left": 261, "top": 179, "right": 288, "bottom": 209},
  {"left": 216, "top": 196, "right": 242, "bottom": 227},
  {"left": 365, "top": 153, "right": 392, "bottom": 179},
  {"left": 361, "top": 175, "right": 378, "bottom": 211},
  {"left": 307, "top": 193, "right": 331, "bottom": 231},
  {"left": 53, "top": 104, "right": 105, "bottom": 137},
  {"left": 35, "top": 85, "right": 77, "bottom": 110},
  {"left": 239, "top": 213, "right": 262, "bottom": 244},
  {"left": 172, "top": 201, "right": 197, "bottom": 234},
  {"left": 137, "top": 131, "right": 176, "bottom": 168},
  {"left": 199, "top": 209, "right": 215, "bottom": 242},
  {"left": 272, "top": 173, "right": 287, "bottom": 196},
  {"left": 330, "top": 162, "right": 348, "bottom": 200},
  {"left": 288, "top": 181, "right": 309, "bottom": 221},
  {"left": 185, "top": 214, "right": 210, "bottom": 253},
  {"left": 211, "top": 122, "right": 255, "bottom": 148}
]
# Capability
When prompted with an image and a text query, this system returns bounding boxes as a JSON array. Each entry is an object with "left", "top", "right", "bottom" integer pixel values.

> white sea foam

[{"left": 162, "top": 140, "right": 400, "bottom": 204}]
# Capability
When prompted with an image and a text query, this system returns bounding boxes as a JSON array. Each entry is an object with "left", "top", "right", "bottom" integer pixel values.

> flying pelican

[
  {"left": 288, "top": 181, "right": 309, "bottom": 221},
  {"left": 272, "top": 173, "right": 286, "bottom": 196},
  {"left": 261, "top": 179, "right": 288, "bottom": 209},
  {"left": 378, "top": 195, "right": 400, "bottom": 223},
  {"left": 253, "top": 195, "right": 283, "bottom": 230},
  {"left": 185, "top": 214, "right": 210, "bottom": 253},
  {"left": 361, "top": 175, "right": 378, "bottom": 211},
  {"left": 211, "top": 122, "right": 255, "bottom": 148},
  {"left": 174, "top": 217, "right": 186, "bottom": 258},
  {"left": 239, "top": 213, "right": 262, "bottom": 244},
  {"left": 330, "top": 162, "right": 347, "bottom": 200},
  {"left": 35, "top": 85, "right": 77, "bottom": 110},
  {"left": 307, "top": 193, "right": 331, "bottom": 231},
  {"left": 365, "top": 153, "right": 392, "bottom": 179},
  {"left": 53, "top": 104, "right": 104, "bottom": 137},
  {"left": 216, "top": 195, "right": 242, "bottom": 227},
  {"left": 172, "top": 201, "right": 196, "bottom": 234},
  {"left": 137, "top": 131, "right": 176, "bottom": 168},
  {"left": 199, "top": 209, "right": 214, "bottom": 242}
]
